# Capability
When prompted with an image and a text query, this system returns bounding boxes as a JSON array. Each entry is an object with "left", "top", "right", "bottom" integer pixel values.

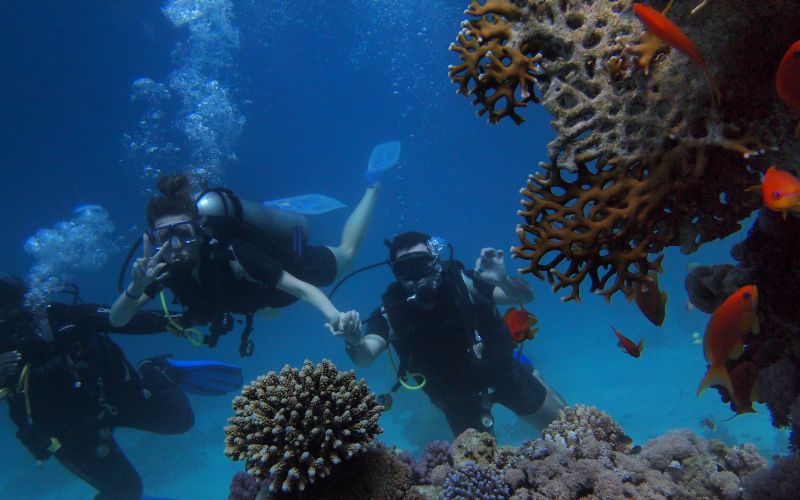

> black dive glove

[{"left": 17, "top": 426, "right": 61, "bottom": 461}]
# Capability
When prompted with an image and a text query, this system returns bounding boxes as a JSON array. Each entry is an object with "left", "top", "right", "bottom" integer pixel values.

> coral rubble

[
  {"left": 223, "top": 359, "right": 383, "bottom": 493},
  {"left": 450, "top": 0, "right": 800, "bottom": 302}
]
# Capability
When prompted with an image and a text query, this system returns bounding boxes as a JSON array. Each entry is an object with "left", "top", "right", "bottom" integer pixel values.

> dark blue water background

[{"left": 0, "top": 1, "right": 783, "bottom": 497}]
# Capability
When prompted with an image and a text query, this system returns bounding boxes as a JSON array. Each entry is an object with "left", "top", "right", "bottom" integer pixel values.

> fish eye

[
  {"left": 743, "top": 291, "right": 751, "bottom": 299},
  {"left": 772, "top": 191, "right": 782, "bottom": 199},
  {"left": 794, "top": 50, "right": 800, "bottom": 58}
]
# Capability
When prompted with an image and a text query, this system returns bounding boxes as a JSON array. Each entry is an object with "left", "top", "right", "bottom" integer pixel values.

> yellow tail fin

[{"left": 696, "top": 364, "right": 732, "bottom": 398}]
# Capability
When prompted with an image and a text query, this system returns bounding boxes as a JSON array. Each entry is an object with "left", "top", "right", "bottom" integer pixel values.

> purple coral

[
  {"left": 228, "top": 471, "right": 262, "bottom": 500},
  {"left": 439, "top": 461, "right": 509, "bottom": 500},
  {"left": 414, "top": 440, "right": 450, "bottom": 485}
]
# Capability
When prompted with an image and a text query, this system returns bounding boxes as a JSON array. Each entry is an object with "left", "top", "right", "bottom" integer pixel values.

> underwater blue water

[{"left": 0, "top": 1, "right": 786, "bottom": 498}]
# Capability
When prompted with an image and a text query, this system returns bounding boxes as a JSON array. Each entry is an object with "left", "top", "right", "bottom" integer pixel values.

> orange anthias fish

[
  {"left": 503, "top": 306, "right": 539, "bottom": 342},
  {"left": 696, "top": 285, "right": 759, "bottom": 398},
  {"left": 776, "top": 40, "right": 800, "bottom": 137},
  {"left": 632, "top": 3, "right": 720, "bottom": 105},
  {"left": 700, "top": 417, "right": 716, "bottom": 430},
  {"left": 632, "top": 270, "right": 667, "bottom": 326},
  {"left": 748, "top": 166, "right": 800, "bottom": 218},
  {"left": 611, "top": 325, "right": 644, "bottom": 358},
  {"left": 729, "top": 361, "right": 758, "bottom": 415}
]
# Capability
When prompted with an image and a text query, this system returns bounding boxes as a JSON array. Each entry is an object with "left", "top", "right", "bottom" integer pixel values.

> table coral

[
  {"left": 223, "top": 359, "right": 382, "bottom": 493},
  {"left": 450, "top": 0, "right": 800, "bottom": 302}
]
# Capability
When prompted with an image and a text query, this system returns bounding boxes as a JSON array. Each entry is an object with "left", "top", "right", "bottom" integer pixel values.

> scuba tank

[{"left": 194, "top": 188, "right": 309, "bottom": 251}]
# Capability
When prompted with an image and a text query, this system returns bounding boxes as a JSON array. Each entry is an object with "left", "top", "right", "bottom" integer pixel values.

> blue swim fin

[
  {"left": 164, "top": 358, "right": 244, "bottom": 396},
  {"left": 365, "top": 140, "right": 401, "bottom": 186}
]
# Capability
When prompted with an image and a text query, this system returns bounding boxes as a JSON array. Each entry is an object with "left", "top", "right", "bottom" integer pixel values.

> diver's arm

[
  {"left": 491, "top": 277, "right": 534, "bottom": 305},
  {"left": 275, "top": 271, "right": 341, "bottom": 323},
  {"left": 469, "top": 247, "right": 534, "bottom": 305},
  {"left": 64, "top": 304, "right": 168, "bottom": 334},
  {"left": 110, "top": 234, "right": 168, "bottom": 327},
  {"left": 345, "top": 334, "right": 387, "bottom": 367},
  {"left": 109, "top": 288, "right": 154, "bottom": 327}
]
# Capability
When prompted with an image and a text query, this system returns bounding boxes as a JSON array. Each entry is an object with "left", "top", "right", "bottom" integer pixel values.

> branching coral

[
  {"left": 224, "top": 359, "right": 382, "bottom": 493},
  {"left": 440, "top": 461, "right": 510, "bottom": 499},
  {"left": 541, "top": 403, "right": 631, "bottom": 459},
  {"left": 450, "top": 0, "right": 800, "bottom": 302}
]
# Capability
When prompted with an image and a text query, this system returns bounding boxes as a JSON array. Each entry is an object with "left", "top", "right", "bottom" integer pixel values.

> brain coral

[
  {"left": 450, "top": 0, "right": 800, "bottom": 302},
  {"left": 224, "top": 359, "right": 383, "bottom": 493}
]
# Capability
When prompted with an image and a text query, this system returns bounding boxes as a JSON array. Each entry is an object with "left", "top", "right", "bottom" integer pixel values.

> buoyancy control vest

[{"left": 380, "top": 260, "right": 516, "bottom": 400}]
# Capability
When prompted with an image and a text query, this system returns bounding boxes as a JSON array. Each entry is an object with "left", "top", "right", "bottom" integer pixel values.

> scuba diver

[
  {"left": 339, "top": 231, "right": 566, "bottom": 436},
  {"left": 110, "top": 165, "right": 387, "bottom": 355},
  {"left": 0, "top": 276, "right": 242, "bottom": 500}
]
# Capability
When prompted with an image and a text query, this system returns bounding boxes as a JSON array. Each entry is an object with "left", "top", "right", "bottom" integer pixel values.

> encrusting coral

[
  {"left": 450, "top": 0, "right": 800, "bottom": 302},
  {"left": 223, "top": 359, "right": 383, "bottom": 493},
  {"left": 541, "top": 403, "right": 632, "bottom": 459}
]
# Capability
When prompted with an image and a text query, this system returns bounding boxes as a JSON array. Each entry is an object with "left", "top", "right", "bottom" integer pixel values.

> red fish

[
  {"left": 632, "top": 270, "right": 667, "bottom": 326},
  {"left": 697, "top": 286, "right": 759, "bottom": 398},
  {"left": 632, "top": 3, "right": 720, "bottom": 105},
  {"left": 611, "top": 325, "right": 644, "bottom": 358},
  {"left": 729, "top": 361, "right": 758, "bottom": 414},
  {"left": 699, "top": 417, "right": 716, "bottom": 430},
  {"left": 503, "top": 306, "right": 539, "bottom": 342},
  {"left": 748, "top": 166, "right": 800, "bottom": 219},
  {"left": 776, "top": 40, "right": 800, "bottom": 137}
]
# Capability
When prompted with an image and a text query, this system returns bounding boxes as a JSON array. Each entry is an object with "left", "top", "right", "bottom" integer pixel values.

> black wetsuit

[
  {"left": 0, "top": 303, "right": 194, "bottom": 500},
  {"left": 145, "top": 238, "right": 337, "bottom": 336},
  {"left": 365, "top": 261, "right": 546, "bottom": 436}
]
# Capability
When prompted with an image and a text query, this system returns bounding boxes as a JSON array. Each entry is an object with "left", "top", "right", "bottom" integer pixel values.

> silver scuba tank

[{"left": 194, "top": 189, "right": 310, "bottom": 245}]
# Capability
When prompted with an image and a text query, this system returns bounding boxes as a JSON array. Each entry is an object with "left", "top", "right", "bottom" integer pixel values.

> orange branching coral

[
  {"left": 451, "top": 0, "right": 800, "bottom": 302},
  {"left": 448, "top": 0, "right": 541, "bottom": 124}
]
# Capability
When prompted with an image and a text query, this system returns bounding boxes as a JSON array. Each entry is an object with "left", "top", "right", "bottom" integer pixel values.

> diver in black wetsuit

[
  {"left": 0, "top": 277, "right": 194, "bottom": 500},
  {"left": 341, "top": 231, "right": 566, "bottom": 436},
  {"left": 110, "top": 173, "right": 368, "bottom": 355}
]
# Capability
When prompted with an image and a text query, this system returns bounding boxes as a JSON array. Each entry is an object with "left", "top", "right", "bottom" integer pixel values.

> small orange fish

[
  {"left": 503, "top": 306, "right": 539, "bottom": 343},
  {"left": 697, "top": 285, "right": 759, "bottom": 398},
  {"left": 776, "top": 40, "right": 800, "bottom": 137},
  {"left": 632, "top": 3, "right": 720, "bottom": 105},
  {"left": 611, "top": 324, "right": 644, "bottom": 358},
  {"left": 729, "top": 361, "right": 758, "bottom": 415},
  {"left": 748, "top": 166, "right": 800, "bottom": 219},
  {"left": 632, "top": 270, "right": 667, "bottom": 326},
  {"left": 700, "top": 417, "right": 716, "bottom": 430}
]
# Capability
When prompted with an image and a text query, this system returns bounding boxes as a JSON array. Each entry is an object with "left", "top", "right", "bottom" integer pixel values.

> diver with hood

[
  {"left": 110, "top": 171, "right": 375, "bottom": 355},
  {"left": 0, "top": 276, "right": 242, "bottom": 499},
  {"left": 339, "top": 231, "right": 566, "bottom": 436}
]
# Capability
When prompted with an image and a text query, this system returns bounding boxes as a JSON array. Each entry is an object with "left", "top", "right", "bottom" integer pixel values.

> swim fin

[
  {"left": 163, "top": 358, "right": 244, "bottom": 396},
  {"left": 365, "top": 140, "right": 401, "bottom": 186}
]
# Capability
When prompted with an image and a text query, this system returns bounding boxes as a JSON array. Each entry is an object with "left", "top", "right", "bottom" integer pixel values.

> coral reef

[
  {"left": 440, "top": 461, "right": 510, "bottom": 499},
  {"left": 541, "top": 403, "right": 632, "bottom": 459},
  {"left": 685, "top": 209, "right": 800, "bottom": 449},
  {"left": 412, "top": 440, "right": 451, "bottom": 485},
  {"left": 224, "top": 359, "right": 383, "bottom": 493},
  {"left": 228, "top": 471, "right": 263, "bottom": 500},
  {"left": 450, "top": 0, "right": 800, "bottom": 302},
  {"left": 233, "top": 400, "right": 768, "bottom": 499},
  {"left": 742, "top": 454, "right": 800, "bottom": 500}
]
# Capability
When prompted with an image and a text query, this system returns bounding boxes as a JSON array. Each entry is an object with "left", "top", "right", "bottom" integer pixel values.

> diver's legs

[
  {"left": 119, "top": 362, "right": 195, "bottom": 434},
  {"left": 55, "top": 432, "right": 143, "bottom": 500},
  {"left": 329, "top": 185, "right": 380, "bottom": 276},
  {"left": 520, "top": 386, "right": 566, "bottom": 431}
]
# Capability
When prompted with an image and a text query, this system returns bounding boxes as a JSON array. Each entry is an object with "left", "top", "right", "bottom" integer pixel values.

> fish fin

[
  {"left": 728, "top": 341, "right": 744, "bottom": 360},
  {"left": 697, "top": 364, "right": 733, "bottom": 398},
  {"left": 751, "top": 316, "right": 760, "bottom": 335},
  {"left": 637, "top": 338, "right": 645, "bottom": 353},
  {"left": 744, "top": 184, "right": 762, "bottom": 193}
]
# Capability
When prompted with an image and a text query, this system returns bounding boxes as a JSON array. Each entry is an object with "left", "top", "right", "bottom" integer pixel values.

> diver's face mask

[
  {"left": 150, "top": 218, "right": 201, "bottom": 266},
  {"left": 391, "top": 251, "right": 442, "bottom": 309}
]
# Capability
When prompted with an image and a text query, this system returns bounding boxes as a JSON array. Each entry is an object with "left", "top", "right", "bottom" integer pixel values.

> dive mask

[
  {"left": 150, "top": 221, "right": 199, "bottom": 249},
  {"left": 390, "top": 252, "right": 438, "bottom": 282}
]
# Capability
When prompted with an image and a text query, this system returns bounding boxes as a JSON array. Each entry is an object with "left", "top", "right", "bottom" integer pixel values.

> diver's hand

[
  {"left": 326, "top": 310, "right": 362, "bottom": 342},
  {"left": 130, "top": 233, "right": 170, "bottom": 294},
  {"left": 17, "top": 426, "right": 59, "bottom": 462},
  {"left": 0, "top": 350, "right": 21, "bottom": 385},
  {"left": 473, "top": 248, "right": 508, "bottom": 286}
]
